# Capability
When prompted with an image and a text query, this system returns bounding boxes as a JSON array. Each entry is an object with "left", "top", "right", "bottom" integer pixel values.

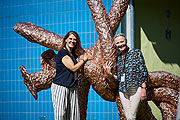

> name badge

[{"left": 121, "top": 73, "right": 125, "bottom": 82}]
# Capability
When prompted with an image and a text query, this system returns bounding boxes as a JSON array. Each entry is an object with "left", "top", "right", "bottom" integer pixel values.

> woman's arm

[{"left": 62, "top": 53, "right": 92, "bottom": 72}]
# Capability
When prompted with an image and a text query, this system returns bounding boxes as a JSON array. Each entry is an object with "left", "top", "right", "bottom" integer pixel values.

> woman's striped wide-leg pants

[{"left": 51, "top": 83, "right": 80, "bottom": 120}]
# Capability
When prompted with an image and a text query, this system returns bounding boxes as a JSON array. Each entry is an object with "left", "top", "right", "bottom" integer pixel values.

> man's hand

[
  {"left": 141, "top": 88, "right": 147, "bottom": 101},
  {"left": 103, "top": 61, "right": 113, "bottom": 75}
]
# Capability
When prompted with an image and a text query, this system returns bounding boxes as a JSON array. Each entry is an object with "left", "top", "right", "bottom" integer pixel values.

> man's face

[{"left": 114, "top": 36, "right": 127, "bottom": 52}]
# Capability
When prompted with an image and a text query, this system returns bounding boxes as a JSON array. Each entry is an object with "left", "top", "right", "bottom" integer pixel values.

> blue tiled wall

[{"left": 0, "top": 0, "right": 121, "bottom": 120}]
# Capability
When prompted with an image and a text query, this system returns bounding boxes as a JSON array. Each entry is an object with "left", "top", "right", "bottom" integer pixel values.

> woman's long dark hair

[{"left": 59, "top": 31, "right": 84, "bottom": 58}]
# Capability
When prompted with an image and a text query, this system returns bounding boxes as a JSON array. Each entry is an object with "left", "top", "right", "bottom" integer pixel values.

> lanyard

[{"left": 121, "top": 47, "right": 129, "bottom": 73}]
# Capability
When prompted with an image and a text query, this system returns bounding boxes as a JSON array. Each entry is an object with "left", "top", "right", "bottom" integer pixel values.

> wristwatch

[{"left": 141, "top": 86, "right": 147, "bottom": 89}]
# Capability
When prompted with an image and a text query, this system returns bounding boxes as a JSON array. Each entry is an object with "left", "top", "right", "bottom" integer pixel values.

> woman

[
  {"left": 104, "top": 33, "right": 148, "bottom": 120},
  {"left": 51, "top": 31, "right": 92, "bottom": 120}
]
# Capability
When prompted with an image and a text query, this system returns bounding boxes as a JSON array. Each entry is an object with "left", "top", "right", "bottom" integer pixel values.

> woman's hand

[
  {"left": 62, "top": 53, "right": 92, "bottom": 72},
  {"left": 82, "top": 53, "right": 93, "bottom": 61},
  {"left": 103, "top": 61, "right": 113, "bottom": 75}
]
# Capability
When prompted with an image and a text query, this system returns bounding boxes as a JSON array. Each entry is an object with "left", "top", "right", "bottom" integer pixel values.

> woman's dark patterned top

[{"left": 116, "top": 48, "right": 148, "bottom": 92}]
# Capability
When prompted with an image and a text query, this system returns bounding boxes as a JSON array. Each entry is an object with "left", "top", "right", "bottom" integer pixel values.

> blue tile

[{"left": 0, "top": 0, "right": 120, "bottom": 119}]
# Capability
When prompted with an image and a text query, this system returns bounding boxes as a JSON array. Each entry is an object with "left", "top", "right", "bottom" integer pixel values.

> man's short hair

[{"left": 114, "top": 33, "right": 127, "bottom": 41}]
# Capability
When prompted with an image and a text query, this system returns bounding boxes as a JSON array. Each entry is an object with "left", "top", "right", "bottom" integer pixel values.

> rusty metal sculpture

[{"left": 13, "top": 0, "right": 180, "bottom": 119}]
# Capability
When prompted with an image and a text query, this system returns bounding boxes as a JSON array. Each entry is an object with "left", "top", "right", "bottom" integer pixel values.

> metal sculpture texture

[{"left": 13, "top": 0, "right": 179, "bottom": 119}]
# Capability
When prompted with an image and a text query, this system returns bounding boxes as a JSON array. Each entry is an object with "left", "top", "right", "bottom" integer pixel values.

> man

[{"left": 104, "top": 33, "right": 148, "bottom": 120}]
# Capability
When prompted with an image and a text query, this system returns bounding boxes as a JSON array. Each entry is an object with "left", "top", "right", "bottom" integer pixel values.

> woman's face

[
  {"left": 66, "top": 34, "right": 77, "bottom": 49},
  {"left": 114, "top": 36, "right": 127, "bottom": 53}
]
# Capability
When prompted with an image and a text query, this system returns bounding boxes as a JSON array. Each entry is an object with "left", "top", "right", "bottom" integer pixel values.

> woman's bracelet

[{"left": 82, "top": 59, "right": 86, "bottom": 62}]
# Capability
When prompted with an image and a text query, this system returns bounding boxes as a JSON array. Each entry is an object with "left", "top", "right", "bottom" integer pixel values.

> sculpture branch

[
  {"left": 14, "top": 0, "right": 179, "bottom": 119},
  {"left": 14, "top": 22, "right": 63, "bottom": 51}
]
